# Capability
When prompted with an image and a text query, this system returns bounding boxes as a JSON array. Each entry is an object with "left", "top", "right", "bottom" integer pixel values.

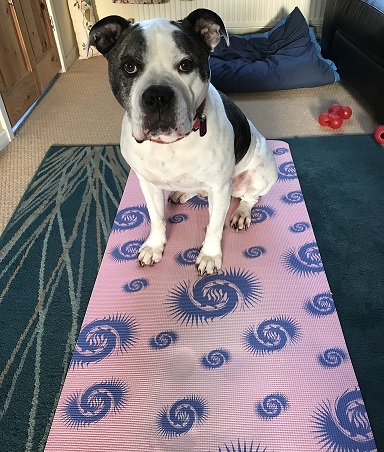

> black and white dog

[{"left": 89, "top": 8, "right": 278, "bottom": 276}]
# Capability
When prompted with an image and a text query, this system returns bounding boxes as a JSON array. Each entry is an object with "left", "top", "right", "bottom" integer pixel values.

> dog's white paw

[
  {"left": 195, "top": 251, "right": 222, "bottom": 276},
  {"left": 230, "top": 211, "right": 251, "bottom": 231},
  {"left": 230, "top": 202, "right": 254, "bottom": 231},
  {"left": 138, "top": 243, "right": 164, "bottom": 266}
]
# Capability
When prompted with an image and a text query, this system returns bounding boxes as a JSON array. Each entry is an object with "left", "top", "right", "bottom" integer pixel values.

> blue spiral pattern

[
  {"left": 305, "top": 292, "right": 336, "bottom": 317},
  {"left": 312, "top": 389, "right": 375, "bottom": 451},
  {"left": 175, "top": 247, "right": 200, "bottom": 266},
  {"left": 278, "top": 161, "right": 297, "bottom": 182},
  {"left": 243, "top": 246, "right": 266, "bottom": 259},
  {"left": 282, "top": 242, "right": 324, "bottom": 276},
  {"left": 281, "top": 190, "right": 304, "bottom": 205},
  {"left": 273, "top": 147, "right": 288, "bottom": 155},
  {"left": 250, "top": 205, "right": 276, "bottom": 224},
  {"left": 289, "top": 222, "right": 310, "bottom": 233},
  {"left": 186, "top": 195, "right": 209, "bottom": 209},
  {"left": 256, "top": 394, "right": 289, "bottom": 419},
  {"left": 217, "top": 440, "right": 268, "bottom": 451},
  {"left": 243, "top": 316, "right": 300, "bottom": 355},
  {"left": 201, "top": 349, "right": 231, "bottom": 369},
  {"left": 319, "top": 348, "right": 348, "bottom": 368},
  {"left": 168, "top": 213, "right": 189, "bottom": 224},
  {"left": 112, "top": 205, "right": 149, "bottom": 232},
  {"left": 122, "top": 278, "right": 148, "bottom": 293},
  {"left": 71, "top": 315, "right": 137, "bottom": 367},
  {"left": 157, "top": 396, "right": 208, "bottom": 437},
  {"left": 63, "top": 379, "right": 128, "bottom": 428},
  {"left": 109, "top": 239, "right": 144, "bottom": 262},
  {"left": 149, "top": 331, "right": 178, "bottom": 350},
  {"left": 167, "top": 268, "right": 262, "bottom": 326}
]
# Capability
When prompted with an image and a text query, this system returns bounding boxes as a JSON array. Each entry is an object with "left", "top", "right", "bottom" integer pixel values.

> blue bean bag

[{"left": 210, "top": 7, "right": 339, "bottom": 93}]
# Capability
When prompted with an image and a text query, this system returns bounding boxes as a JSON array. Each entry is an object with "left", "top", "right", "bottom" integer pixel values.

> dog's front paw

[
  {"left": 138, "top": 243, "right": 164, "bottom": 267},
  {"left": 168, "top": 191, "right": 191, "bottom": 204},
  {"left": 195, "top": 251, "right": 222, "bottom": 276}
]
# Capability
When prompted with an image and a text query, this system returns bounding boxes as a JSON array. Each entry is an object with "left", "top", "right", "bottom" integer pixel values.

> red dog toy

[
  {"left": 328, "top": 103, "right": 353, "bottom": 119},
  {"left": 374, "top": 125, "right": 384, "bottom": 144},
  {"left": 318, "top": 112, "right": 343, "bottom": 129},
  {"left": 318, "top": 103, "right": 352, "bottom": 129}
]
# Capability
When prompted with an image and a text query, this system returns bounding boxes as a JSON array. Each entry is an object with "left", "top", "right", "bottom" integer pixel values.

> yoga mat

[{"left": 45, "top": 141, "right": 377, "bottom": 452}]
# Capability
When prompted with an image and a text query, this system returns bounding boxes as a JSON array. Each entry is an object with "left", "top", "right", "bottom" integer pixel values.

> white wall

[
  {"left": 47, "top": 0, "right": 78, "bottom": 71},
  {"left": 47, "top": 1, "right": 135, "bottom": 67},
  {"left": 94, "top": 1, "right": 135, "bottom": 20},
  {"left": 51, "top": 0, "right": 77, "bottom": 59}
]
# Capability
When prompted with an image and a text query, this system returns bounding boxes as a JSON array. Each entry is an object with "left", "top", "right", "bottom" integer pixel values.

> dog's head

[{"left": 89, "top": 9, "right": 228, "bottom": 143}]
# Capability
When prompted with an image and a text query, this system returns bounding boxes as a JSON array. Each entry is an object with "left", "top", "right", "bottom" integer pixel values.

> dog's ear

[
  {"left": 182, "top": 8, "right": 229, "bottom": 50},
  {"left": 88, "top": 16, "right": 131, "bottom": 57}
]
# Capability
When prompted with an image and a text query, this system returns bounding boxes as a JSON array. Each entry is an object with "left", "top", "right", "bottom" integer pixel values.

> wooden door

[{"left": 0, "top": 0, "right": 61, "bottom": 126}]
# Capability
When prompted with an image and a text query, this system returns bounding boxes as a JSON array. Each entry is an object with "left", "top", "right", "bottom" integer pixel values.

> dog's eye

[
  {"left": 179, "top": 59, "right": 193, "bottom": 73},
  {"left": 123, "top": 62, "right": 137, "bottom": 75}
]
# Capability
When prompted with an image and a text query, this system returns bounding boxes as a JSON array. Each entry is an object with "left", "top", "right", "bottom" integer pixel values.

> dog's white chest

[
  {"left": 121, "top": 113, "right": 233, "bottom": 191},
  {"left": 140, "top": 157, "right": 205, "bottom": 190}
]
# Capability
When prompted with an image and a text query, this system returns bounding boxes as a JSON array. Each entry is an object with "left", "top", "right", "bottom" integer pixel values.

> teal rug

[
  {"left": 0, "top": 145, "right": 129, "bottom": 451},
  {"left": 0, "top": 136, "right": 382, "bottom": 450},
  {"left": 286, "top": 134, "right": 384, "bottom": 450}
]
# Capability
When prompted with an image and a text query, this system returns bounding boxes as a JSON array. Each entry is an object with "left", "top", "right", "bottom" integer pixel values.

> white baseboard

[
  {"left": 0, "top": 129, "right": 11, "bottom": 152},
  {"left": 0, "top": 95, "right": 13, "bottom": 151}
]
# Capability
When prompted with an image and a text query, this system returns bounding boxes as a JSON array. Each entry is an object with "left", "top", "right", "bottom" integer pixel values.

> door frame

[{"left": 0, "top": 95, "right": 14, "bottom": 147}]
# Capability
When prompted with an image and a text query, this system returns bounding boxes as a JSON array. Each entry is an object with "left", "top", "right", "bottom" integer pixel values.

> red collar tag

[{"left": 192, "top": 100, "right": 207, "bottom": 137}]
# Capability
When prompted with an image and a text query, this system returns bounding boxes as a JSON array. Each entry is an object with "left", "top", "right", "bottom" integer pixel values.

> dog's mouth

[{"left": 133, "top": 121, "right": 192, "bottom": 144}]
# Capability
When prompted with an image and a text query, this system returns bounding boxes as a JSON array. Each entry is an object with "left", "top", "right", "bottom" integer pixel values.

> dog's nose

[{"left": 142, "top": 85, "right": 175, "bottom": 113}]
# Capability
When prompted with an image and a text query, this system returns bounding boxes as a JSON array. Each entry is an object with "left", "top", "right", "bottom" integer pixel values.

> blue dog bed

[{"left": 210, "top": 7, "right": 339, "bottom": 93}]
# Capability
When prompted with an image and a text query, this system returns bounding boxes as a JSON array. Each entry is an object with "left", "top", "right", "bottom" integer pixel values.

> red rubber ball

[
  {"left": 374, "top": 125, "right": 384, "bottom": 144},
  {"left": 340, "top": 106, "right": 352, "bottom": 119},
  {"left": 328, "top": 103, "right": 342, "bottom": 115},
  {"left": 318, "top": 112, "right": 330, "bottom": 126},
  {"left": 329, "top": 114, "right": 343, "bottom": 129}
]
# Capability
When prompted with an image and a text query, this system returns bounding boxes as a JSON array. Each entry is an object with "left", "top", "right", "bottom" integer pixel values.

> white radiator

[{"left": 133, "top": 0, "right": 326, "bottom": 33}]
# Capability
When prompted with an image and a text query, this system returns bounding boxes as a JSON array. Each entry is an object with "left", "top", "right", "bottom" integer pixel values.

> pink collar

[{"left": 150, "top": 100, "right": 207, "bottom": 144}]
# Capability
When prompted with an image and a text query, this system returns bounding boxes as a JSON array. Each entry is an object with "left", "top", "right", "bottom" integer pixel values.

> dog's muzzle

[
  {"left": 135, "top": 85, "right": 207, "bottom": 144},
  {"left": 138, "top": 85, "right": 180, "bottom": 141}
]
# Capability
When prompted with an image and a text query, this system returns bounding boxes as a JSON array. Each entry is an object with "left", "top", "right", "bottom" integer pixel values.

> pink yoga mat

[{"left": 45, "top": 141, "right": 377, "bottom": 452}]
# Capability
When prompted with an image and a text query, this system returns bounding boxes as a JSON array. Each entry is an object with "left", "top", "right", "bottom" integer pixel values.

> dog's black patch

[
  {"left": 171, "top": 28, "right": 211, "bottom": 83},
  {"left": 218, "top": 91, "right": 251, "bottom": 164},
  {"left": 107, "top": 25, "right": 148, "bottom": 114}
]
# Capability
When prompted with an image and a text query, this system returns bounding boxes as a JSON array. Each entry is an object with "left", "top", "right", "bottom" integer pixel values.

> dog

[{"left": 89, "top": 8, "right": 278, "bottom": 276}]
